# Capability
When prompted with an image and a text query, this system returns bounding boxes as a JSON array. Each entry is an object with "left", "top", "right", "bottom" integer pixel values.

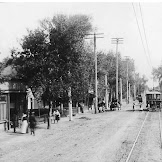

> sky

[{"left": 0, "top": 1, "right": 162, "bottom": 88}]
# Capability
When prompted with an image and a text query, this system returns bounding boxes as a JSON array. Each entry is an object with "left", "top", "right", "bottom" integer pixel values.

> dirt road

[{"left": 0, "top": 105, "right": 162, "bottom": 162}]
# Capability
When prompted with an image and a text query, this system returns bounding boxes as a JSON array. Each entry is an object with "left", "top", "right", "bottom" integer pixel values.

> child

[
  {"left": 52, "top": 111, "right": 56, "bottom": 124},
  {"left": 55, "top": 110, "right": 60, "bottom": 123}
]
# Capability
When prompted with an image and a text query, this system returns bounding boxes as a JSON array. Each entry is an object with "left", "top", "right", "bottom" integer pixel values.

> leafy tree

[
  {"left": 8, "top": 14, "right": 93, "bottom": 127},
  {"left": 152, "top": 66, "right": 162, "bottom": 82},
  {"left": 152, "top": 66, "right": 162, "bottom": 91},
  {"left": 0, "top": 57, "right": 17, "bottom": 82}
]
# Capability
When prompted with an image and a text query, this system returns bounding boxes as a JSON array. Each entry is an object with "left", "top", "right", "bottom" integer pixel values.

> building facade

[{"left": 0, "top": 81, "right": 27, "bottom": 130}]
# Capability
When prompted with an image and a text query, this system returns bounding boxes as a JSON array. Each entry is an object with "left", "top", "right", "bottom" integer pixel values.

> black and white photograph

[{"left": 0, "top": 0, "right": 162, "bottom": 161}]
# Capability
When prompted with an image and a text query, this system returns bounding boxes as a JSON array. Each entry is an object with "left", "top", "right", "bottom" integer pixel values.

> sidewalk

[
  {"left": 0, "top": 110, "right": 92, "bottom": 141},
  {"left": 0, "top": 104, "right": 137, "bottom": 141}
]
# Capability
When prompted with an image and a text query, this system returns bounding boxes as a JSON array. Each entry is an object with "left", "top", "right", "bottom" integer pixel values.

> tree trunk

[
  {"left": 68, "top": 87, "right": 73, "bottom": 121},
  {"left": 60, "top": 103, "right": 63, "bottom": 117},
  {"left": 47, "top": 101, "right": 52, "bottom": 129}
]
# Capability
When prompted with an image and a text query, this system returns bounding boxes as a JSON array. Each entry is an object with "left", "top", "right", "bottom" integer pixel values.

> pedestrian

[
  {"left": 140, "top": 102, "right": 143, "bottom": 111},
  {"left": 21, "top": 113, "right": 28, "bottom": 134},
  {"left": 78, "top": 102, "right": 84, "bottom": 113},
  {"left": 117, "top": 100, "right": 121, "bottom": 110},
  {"left": 55, "top": 110, "right": 60, "bottom": 123},
  {"left": 52, "top": 110, "right": 56, "bottom": 124},
  {"left": 29, "top": 112, "right": 36, "bottom": 136},
  {"left": 12, "top": 112, "right": 17, "bottom": 133},
  {"left": 133, "top": 103, "right": 135, "bottom": 111}
]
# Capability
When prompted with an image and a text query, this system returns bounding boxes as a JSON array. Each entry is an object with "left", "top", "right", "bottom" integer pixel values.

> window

[{"left": 0, "top": 103, "right": 7, "bottom": 121}]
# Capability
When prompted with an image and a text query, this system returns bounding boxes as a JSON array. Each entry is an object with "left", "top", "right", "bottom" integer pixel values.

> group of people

[
  {"left": 98, "top": 100, "right": 106, "bottom": 112},
  {"left": 110, "top": 99, "right": 121, "bottom": 111},
  {"left": 51, "top": 110, "right": 60, "bottom": 124},
  {"left": 133, "top": 97, "right": 143, "bottom": 111},
  {"left": 12, "top": 109, "right": 61, "bottom": 134},
  {"left": 12, "top": 112, "right": 36, "bottom": 135}
]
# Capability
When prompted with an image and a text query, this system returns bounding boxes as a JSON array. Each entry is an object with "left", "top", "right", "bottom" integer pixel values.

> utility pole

[
  {"left": 111, "top": 38, "right": 123, "bottom": 101},
  {"left": 153, "top": 76, "right": 154, "bottom": 91},
  {"left": 129, "top": 82, "right": 131, "bottom": 103},
  {"left": 120, "top": 78, "right": 122, "bottom": 105},
  {"left": 105, "top": 74, "right": 109, "bottom": 110},
  {"left": 85, "top": 33, "right": 104, "bottom": 114},
  {"left": 125, "top": 56, "right": 130, "bottom": 104},
  {"left": 134, "top": 72, "right": 136, "bottom": 100}
]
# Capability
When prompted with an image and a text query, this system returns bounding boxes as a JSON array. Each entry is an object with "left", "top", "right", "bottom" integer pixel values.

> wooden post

[{"left": 7, "top": 93, "right": 10, "bottom": 130}]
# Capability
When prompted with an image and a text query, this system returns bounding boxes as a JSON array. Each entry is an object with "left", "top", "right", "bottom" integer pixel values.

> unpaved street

[{"left": 0, "top": 105, "right": 162, "bottom": 162}]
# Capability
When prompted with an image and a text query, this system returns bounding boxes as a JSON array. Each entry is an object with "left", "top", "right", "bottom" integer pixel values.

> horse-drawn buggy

[
  {"left": 146, "top": 91, "right": 162, "bottom": 111},
  {"left": 110, "top": 98, "right": 121, "bottom": 111}
]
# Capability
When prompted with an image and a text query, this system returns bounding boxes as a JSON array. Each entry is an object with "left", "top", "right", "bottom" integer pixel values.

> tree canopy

[
  {"left": 7, "top": 14, "right": 93, "bottom": 105},
  {"left": 0, "top": 13, "right": 149, "bottom": 106}
]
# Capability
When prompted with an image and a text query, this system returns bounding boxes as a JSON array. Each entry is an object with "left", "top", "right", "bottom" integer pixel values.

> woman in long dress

[{"left": 21, "top": 114, "right": 28, "bottom": 134}]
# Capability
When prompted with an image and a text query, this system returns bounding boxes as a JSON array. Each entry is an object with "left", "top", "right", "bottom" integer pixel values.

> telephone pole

[
  {"left": 120, "top": 78, "right": 122, "bottom": 105},
  {"left": 134, "top": 71, "right": 136, "bottom": 100},
  {"left": 125, "top": 56, "right": 130, "bottom": 104},
  {"left": 105, "top": 74, "right": 109, "bottom": 110},
  {"left": 85, "top": 33, "right": 104, "bottom": 114},
  {"left": 111, "top": 38, "right": 123, "bottom": 101}
]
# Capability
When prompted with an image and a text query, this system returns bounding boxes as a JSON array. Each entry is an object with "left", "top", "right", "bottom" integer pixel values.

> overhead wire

[
  {"left": 132, "top": 3, "right": 152, "bottom": 71},
  {"left": 139, "top": 3, "right": 153, "bottom": 70}
]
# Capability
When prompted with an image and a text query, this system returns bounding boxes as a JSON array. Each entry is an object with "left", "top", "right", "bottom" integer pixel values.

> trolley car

[{"left": 146, "top": 91, "right": 162, "bottom": 111}]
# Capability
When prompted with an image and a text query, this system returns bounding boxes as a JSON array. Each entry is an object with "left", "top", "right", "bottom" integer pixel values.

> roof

[{"left": 146, "top": 91, "right": 161, "bottom": 95}]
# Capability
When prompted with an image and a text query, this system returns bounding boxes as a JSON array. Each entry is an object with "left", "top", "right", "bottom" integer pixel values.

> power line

[
  {"left": 139, "top": 3, "right": 153, "bottom": 69},
  {"left": 132, "top": 3, "right": 152, "bottom": 71}
]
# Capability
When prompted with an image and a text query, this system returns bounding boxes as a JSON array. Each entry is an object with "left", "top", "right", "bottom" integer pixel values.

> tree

[
  {"left": 9, "top": 14, "right": 93, "bottom": 127},
  {"left": 152, "top": 65, "right": 162, "bottom": 91}
]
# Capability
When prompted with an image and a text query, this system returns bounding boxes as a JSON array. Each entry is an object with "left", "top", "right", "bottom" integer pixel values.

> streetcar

[{"left": 145, "top": 91, "right": 162, "bottom": 111}]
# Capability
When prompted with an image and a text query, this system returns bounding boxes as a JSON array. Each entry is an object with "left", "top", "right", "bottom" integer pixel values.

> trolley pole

[
  {"left": 112, "top": 38, "right": 123, "bottom": 101},
  {"left": 85, "top": 33, "right": 104, "bottom": 114}
]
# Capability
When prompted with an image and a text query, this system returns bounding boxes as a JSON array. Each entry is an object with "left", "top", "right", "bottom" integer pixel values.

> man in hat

[
  {"left": 12, "top": 111, "right": 17, "bottom": 133},
  {"left": 29, "top": 112, "right": 36, "bottom": 136}
]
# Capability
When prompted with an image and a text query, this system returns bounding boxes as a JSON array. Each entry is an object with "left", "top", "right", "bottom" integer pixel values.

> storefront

[{"left": 0, "top": 81, "right": 27, "bottom": 130}]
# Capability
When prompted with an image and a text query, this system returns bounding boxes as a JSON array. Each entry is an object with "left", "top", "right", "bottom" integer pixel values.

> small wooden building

[{"left": 0, "top": 81, "right": 27, "bottom": 130}]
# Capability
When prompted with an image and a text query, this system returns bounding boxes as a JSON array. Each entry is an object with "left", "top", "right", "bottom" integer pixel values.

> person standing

[
  {"left": 21, "top": 114, "right": 28, "bottom": 134},
  {"left": 133, "top": 102, "right": 135, "bottom": 111},
  {"left": 52, "top": 110, "right": 56, "bottom": 124},
  {"left": 29, "top": 112, "right": 36, "bottom": 136},
  {"left": 12, "top": 112, "right": 17, "bottom": 133},
  {"left": 55, "top": 110, "right": 60, "bottom": 123}
]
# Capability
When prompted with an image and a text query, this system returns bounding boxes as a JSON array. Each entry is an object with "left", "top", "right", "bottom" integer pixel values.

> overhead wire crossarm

[{"left": 111, "top": 38, "right": 123, "bottom": 44}]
